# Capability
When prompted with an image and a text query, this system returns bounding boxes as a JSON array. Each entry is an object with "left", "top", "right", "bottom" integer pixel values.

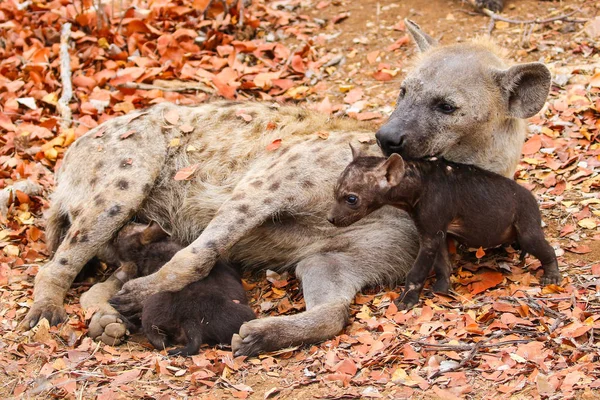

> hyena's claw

[
  {"left": 109, "top": 283, "right": 144, "bottom": 322},
  {"left": 20, "top": 301, "right": 67, "bottom": 330},
  {"left": 88, "top": 312, "right": 129, "bottom": 346},
  {"left": 395, "top": 293, "right": 419, "bottom": 311}
]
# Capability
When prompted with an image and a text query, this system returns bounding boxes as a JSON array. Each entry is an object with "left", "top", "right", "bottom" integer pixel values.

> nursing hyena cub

[
  {"left": 24, "top": 20, "right": 551, "bottom": 357},
  {"left": 86, "top": 222, "right": 256, "bottom": 354},
  {"left": 329, "top": 148, "right": 561, "bottom": 308}
]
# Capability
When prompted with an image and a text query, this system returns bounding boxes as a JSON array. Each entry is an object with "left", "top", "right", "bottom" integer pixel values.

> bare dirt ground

[{"left": 0, "top": 0, "right": 599, "bottom": 399}]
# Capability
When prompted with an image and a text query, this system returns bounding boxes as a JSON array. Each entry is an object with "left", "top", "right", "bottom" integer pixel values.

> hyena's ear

[
  {"left": 495, "top": 62, "right": 551, "bottom": 119},
  {"left": 378, "top": 153, "right": 405, "bottom": 187},
  {"left": 404, "top": 19, "right": 437, "bottom": 52},
  {"left": 141, "top": 221, "right": 170, "bottom": 245},
  {"left": 349, "top": 143, "right": 362, "bottom": 160}
]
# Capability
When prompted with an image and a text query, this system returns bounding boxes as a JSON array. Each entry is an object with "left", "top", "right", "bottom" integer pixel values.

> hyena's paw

[
  {"left": 231, "top": 318, "right": 289, "bottom": 357},
  {"left": 20, "top": 301, "right": 67, "bottom": 330},
  {"left": 88, "top": 312, "right": 129, "bottom": 346},
  {"left": 474, "top": 0, "right": 504, "bottom": 12},
  {"left": 109, "top": 280, "right": 147, "bottom": 322}
]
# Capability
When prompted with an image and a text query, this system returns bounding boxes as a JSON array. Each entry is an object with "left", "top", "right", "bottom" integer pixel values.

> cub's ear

[
  {"left": 378, "top": 153, "right": 405, "bottom": 187},
  {"left": 349, "top": 143, "right": 362, "bottom": 160},
  {"left": 495, "top": 62, "right": 551, "bottom": 119},
  {"left": 405, "top": 19, "right": 437, "bottom": 52},
  {"left": 141, "top": 221, "right": 170, "bottom": 245}
]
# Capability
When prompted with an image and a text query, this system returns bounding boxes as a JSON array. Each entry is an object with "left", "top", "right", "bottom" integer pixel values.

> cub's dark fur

[
  {"left": 329, "top": 149, "right": 561, "bottom": 309},
  {"left": 112, "top": 223, "right": 256, "bottom": 356}
]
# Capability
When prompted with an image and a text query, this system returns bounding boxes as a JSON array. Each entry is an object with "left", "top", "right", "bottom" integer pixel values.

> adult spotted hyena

[{"left": 23, "top": 21, "right": 551, "bottom": 356}]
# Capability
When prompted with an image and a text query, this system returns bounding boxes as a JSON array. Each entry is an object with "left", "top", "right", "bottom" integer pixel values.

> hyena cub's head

[
  {"left": 328, "top": 145, "right": 405, "bottom": 227},
  {"left": 113, "top": 221, "right": 171, "bottom": 262},
  {"left": 376, "top": 20, "right": 551, "bottom": 174}
]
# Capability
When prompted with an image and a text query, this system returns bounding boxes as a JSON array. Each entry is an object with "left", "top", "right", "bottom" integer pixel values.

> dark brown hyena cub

[
  {"left": 110, "top": 222, "right": 256, "bottom": 356},
  {"left": 328, "top": 146, "right": 561, "bottom": 309}
]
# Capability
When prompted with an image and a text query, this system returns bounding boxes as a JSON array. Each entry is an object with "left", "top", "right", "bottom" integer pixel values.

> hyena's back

[{"left": 49, "top": 101, "right": 412, "bottom": 271}]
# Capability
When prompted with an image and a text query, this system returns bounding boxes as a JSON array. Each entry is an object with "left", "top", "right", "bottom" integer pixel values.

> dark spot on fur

[
  {"left": 236, "top": 217, "right": 246, "bottom": 225},
  {"left": 237, "top": 204, "right": 250, "bottom": 213},
  {"left": 231, "top": 193, "right": 245, "bottom": 201},
  {"left": 120, "top": 158, "right": 133, "bottom": 168},
  {"left": 108, "top": 205, "right": 121, "bottom": 216},
  {"left": 267, "top": 161, "right": 278, "bottom": 170},
  {"left": 90, "top": 177, "right": 98, "bottom": 185},
  {"left": 143, "top": 183, "right": 152, "bottom": 193},
  {"left": 297, "top": 110, "right": 307, "bottom": 121},
  {"left": 250, "top": 180, "right": 263, "bottom": 188},
  {"left": 70, "top": 236, "right": 78, "bottom": 245},
  {"left": 286, "top": 196, "right": 294, "bottom": 203},
  {"left": 302, "top": 180, "right": 315, "bottom": 188},
  {"left": 96, "top": 161, "right": 104, "bottom": 169},
  {"left": 268, "top": 181, "right": 281, "bottom": 191},
  {"left": 286, "top": 173, "right": 295, "bottom": 180},
  {"left": 280, "top": 147, "right": 290, "bottom": 155},
  {"left": 221, "top": 101, "right": 243, "bottom": 108},
  {"left": 205, "top": 240, "right": 217, "bottom": 249},
  {"left": 288, "top": 154, "right": 300, "bottom": 162},
  {"left": 94, "top": 195, "right": 105, "bottom": 206},
  {"left": 263, "top": 197, "right": 273, "bottom": 205},
  {"left": 59, "top": 258, "right": 68, "bottom": 265},
  {"left": 191, "top": 247, "right": 199, "bottom": 254},
  {"left": 117, "top": 180, "right": 129, "bottom": 190},
  {"left": 80, "top": 234, "right": 89, "bottom": 243}
]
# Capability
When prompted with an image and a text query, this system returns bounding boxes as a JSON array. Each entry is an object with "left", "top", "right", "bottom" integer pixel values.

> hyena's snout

[{"left": 376, "top": 122, "right": 406, "bottom": 157}]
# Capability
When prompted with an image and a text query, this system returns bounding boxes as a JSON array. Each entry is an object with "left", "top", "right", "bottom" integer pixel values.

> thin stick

[
  {"left": 117, "top": 81, "right": 215, "bottom": 94},
  {"left": 57, "top": 22, "right": 73, "bottom": 133},
  {"left": 483, "top": 8, "right": 581, "bottom": 25}
]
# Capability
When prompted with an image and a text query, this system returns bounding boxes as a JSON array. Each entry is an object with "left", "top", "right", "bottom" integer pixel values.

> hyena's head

[
  {"left": 376, "top": 19, "right": 551, "bottom": 175},
  {"left": 328, "top": 145, "right": 405, "bottom": 227}
]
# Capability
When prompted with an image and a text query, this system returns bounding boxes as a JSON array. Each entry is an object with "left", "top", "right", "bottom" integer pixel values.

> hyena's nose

[
  {"left": 327, "top": 216, "right": 336, "bottom": 225},
  {"left": 376, "top": 124, "right": 405, "bottom": 156}
]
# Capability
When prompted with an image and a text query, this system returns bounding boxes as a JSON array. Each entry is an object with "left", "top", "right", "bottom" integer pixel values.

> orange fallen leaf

[
  {"left": 266, "top": 139, "right": 282, "bottom": 151},
  {"left": 120, "top": 129, "right": 136, "bottom": 140},
  {"left": 179, "top": 124, "right": 194, "bottom": 133},
  {"left": 522, "top": 135, "right": 542, "bottom": 155},
  {"left": 469, "top": 270, "right": 503, "bottom": 295},
  {"left": 475, "top": 247, "right": 485, "bottom": 259},
  {"left": 165, "top": 109, "right": 180, "bottom": 125},
  {"left": 174, "top": 164, "right": 199, "bottom": 181}
]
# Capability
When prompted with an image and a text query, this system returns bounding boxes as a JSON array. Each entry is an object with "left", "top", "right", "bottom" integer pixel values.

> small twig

[
  {"left": 429, "top": 340, "right": 485, "bottom": 379},
  {"left": 483, "top": 8, "right": 587, "bottom": 34},
  {"left": 117, "top": 81, "right": 215, "bottom": 94},
  {"left": 57, "top": 22, "right": 73, "bottom": 133}
]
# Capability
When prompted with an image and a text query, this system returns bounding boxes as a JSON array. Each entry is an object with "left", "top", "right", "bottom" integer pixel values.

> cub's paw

[
  {"left": 432, "top": 278, "right": 450, "bottom": 295},
  {"left": 395, "top": 290, "right": 421, "bottom": 311},
  {"left": 540, "top": 271, "right": 561, "bottom": 286},
  {"left": 20, "top": 301, "right": 67, "bottom": 330},
  {"left": 88, "top": 312, "right": 130, "bottom": 346},
  {"left": 474, "top": 0, "right": 504, "bottom": 12}
]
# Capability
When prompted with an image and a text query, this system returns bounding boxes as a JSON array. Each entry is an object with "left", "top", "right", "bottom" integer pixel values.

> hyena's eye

[
  {"left": 398, "top": 87, "right": 406, "bottom": 99},
  {"left": 436, "top": 102, "right": 457, "bottom": 114},
  {"left": 345, "top": 195, "right": 358, "bottom": 205}
]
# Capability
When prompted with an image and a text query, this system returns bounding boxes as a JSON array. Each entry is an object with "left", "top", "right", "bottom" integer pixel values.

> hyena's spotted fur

[
  {"left": 24, "top": 21, "right": 551, "bottom": 356},
  {"left": 27, "top": 101, "right": 419, "bottom": 354}
]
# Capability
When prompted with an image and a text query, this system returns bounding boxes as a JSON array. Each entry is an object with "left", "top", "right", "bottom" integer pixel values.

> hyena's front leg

[
  {"left": 20, "top": 203, "right": 139, "bottom": 329},
  {"left": 110, "top": 168, "right": 301, "bottom": 320},
  {"left": 81, "top": 262, "right": 138, "bottom": 345},
  {"left": 232, "top": 252, "right": 358, "bottom": 356}
]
